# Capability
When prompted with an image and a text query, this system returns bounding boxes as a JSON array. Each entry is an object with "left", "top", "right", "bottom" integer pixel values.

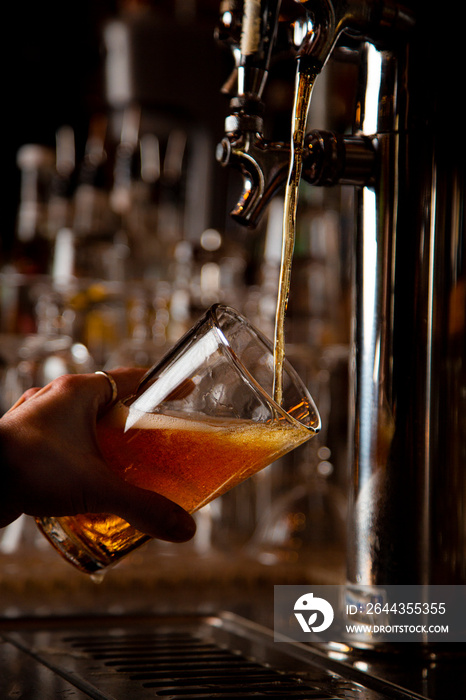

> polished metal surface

[
  {"left": 347, "top": 18, "right": 465, "bottom": 586},
  {"left": 0, "top": 612, "right": 432, "bottom": 699}
]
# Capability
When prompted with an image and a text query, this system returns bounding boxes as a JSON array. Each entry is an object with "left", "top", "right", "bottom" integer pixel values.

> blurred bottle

[
  {"left": 9, "top": 144, "right": 56, "bottom": 276},
  {"left": 157, "top": 128, "right": 187, "bottom": 247},
  {"left": 46, "top": 126, "right": 76, "bottom": 240},
  {"left": 1, "top": 145, "right": 55, "bottom": 335},
  {"left": 46, "top": 126, "right": 77, "bottom": 289},
  {"left": 109, "top": 107, "right": 167, "bottom": 282},
  {"left": 71, "top": 114, "right": 122, "bottom": 281}
]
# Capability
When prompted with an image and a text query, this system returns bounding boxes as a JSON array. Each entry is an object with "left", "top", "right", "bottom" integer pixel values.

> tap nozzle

[
  {"left": 217, "top": 122, "right": 376, "bottom": 227},
  {"left": 216, "top": 95, "right": 290, "bottom": 227}
]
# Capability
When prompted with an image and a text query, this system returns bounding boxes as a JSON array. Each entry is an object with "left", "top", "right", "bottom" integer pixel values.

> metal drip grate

[
  {"left": 64, "top": 629, "right": 335, "bottom": 698},
  {"left": 1, "top": 613, "right": 428, "bottom": 699}
]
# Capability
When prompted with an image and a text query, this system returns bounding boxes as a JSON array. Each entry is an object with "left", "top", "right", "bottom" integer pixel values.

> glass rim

[{"left": 206, "top": 303, "right": 321, "bottom": 435}]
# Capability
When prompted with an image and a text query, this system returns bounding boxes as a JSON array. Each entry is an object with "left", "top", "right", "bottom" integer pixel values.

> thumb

[{"left": 102, "top": 480, "right": 197, "bottom": 543}]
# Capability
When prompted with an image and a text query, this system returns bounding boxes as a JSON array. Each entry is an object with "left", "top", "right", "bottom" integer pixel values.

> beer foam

[
  {"left": 105, "top": 401, "right": 306, "bottom": 445},
  {"left": 124, "top": 405, "right": 267, "bottom": 436},
  {"left": 125, "top": 406, "right": 212, "bottom": 433}
]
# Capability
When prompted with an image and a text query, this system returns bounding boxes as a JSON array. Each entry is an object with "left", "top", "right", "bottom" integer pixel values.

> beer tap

[
  {"left": 215, "top": 0, "right": 288, "bottom": 226},
  {"left": 217, "top": 0, "right": 466, "bottom": 596},
  {"left": 216, "top": 0, "right": 412, "bottom": 227}
]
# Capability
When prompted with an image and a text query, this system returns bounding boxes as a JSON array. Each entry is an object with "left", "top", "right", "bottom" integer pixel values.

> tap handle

[
  {"left": 237, "top": 0, "right": 282, "bottom": 99},
  {"left": 216, "top": 127, "right": 376, "bottom": 227}
]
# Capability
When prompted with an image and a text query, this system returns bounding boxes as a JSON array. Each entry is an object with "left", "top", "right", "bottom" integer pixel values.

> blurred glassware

[
  {"left": 104, "top": 281, "right": 170, "bottom": 369},
  {"left": 3, "top": 334, "right": 93, "bottom": 407},
  {"left": 0, "top": 276, "right": 94, "bottom": 413}
]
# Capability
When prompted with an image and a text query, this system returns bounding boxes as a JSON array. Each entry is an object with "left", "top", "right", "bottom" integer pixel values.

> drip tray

[{"left": 0, "top": 612, "right": 427, "bottom": 699}]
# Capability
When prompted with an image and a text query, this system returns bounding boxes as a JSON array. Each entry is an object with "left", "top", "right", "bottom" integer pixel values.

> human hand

[{"left": 0, "top": 369, "right": 196, "bottom": 543}]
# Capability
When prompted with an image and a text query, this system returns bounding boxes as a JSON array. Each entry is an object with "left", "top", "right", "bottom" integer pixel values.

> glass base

[
  {"left": 35, "top": 516, "right": 115, "bottom": 575},
  {"left": 36, "top": 513, "right": 150, "bottom": 575}
]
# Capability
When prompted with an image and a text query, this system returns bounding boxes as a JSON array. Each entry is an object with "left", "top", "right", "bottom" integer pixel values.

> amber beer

[{"left": 47, "top": 399, "right": 311, "bottom": 573}]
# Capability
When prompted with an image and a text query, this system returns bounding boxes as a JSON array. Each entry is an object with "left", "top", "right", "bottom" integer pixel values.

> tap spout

[
  {"left": 217, "top": 119, "right": 376, "bottom": 227},
  {"left": 216, "top": 97, "right": 290, "bottom": 227}
]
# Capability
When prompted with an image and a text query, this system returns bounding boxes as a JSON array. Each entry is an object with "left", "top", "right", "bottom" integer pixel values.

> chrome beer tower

[{"left": 216, "top": 1, "right": 465, "bottom": 586}]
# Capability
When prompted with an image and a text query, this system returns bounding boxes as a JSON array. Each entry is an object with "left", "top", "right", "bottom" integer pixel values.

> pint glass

[{"left": 36, "top": 304, "right": 321, "bottom": 573}]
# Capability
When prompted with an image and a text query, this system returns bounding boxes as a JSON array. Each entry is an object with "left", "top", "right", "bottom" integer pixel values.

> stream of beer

[{"left": 273, "top": 67, "right": 317, "bottom": 405}]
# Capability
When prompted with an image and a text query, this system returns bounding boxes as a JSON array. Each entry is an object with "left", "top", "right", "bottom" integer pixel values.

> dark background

[{"left": 3, "top": 0, "right": 229, "bottom": 259}]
